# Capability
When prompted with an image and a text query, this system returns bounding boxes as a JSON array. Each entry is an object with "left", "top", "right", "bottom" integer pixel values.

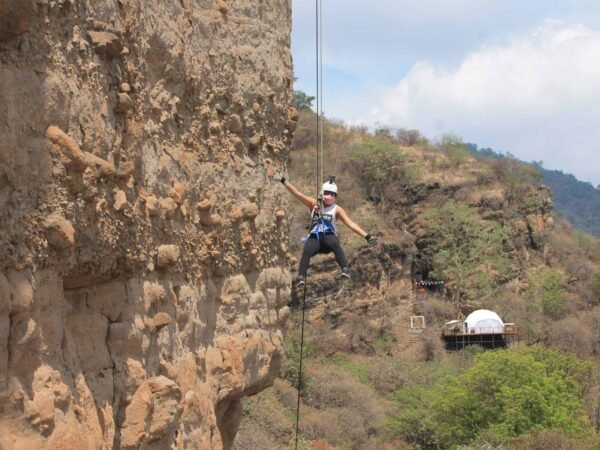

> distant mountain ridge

[{"left": 467, "top": 144, "right": 600, "bottom": 237}]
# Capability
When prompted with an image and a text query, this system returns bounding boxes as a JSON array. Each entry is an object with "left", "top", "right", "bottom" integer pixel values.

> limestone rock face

[
  {"left": 0, "top": 0, "right": 38, "bottom": 42},
  {"left": 43, "top": 213, "right": 76, "bottom": 249},
  {"left": 0, "top": 0, "right": 293, "bottom": 448}
]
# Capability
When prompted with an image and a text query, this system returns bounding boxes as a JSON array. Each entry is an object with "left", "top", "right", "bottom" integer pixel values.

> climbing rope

[
  {"left": 294, "top": 279, "right": 309, "bottom": 449},
  {"left": 295, "top": 1, "right": 323, "bottom": 447},
  {"left": 315, "top": 0, "right": 324, "bottom": 194}
]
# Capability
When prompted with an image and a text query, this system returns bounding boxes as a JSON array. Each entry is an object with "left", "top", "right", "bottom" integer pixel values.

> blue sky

[{"left": 292, "top": 0, "right": 600, "bottom": 186}]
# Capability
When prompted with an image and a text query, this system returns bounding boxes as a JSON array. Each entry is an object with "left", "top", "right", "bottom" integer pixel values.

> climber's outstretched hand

[
  {"left": 268, "top": 166, "right": 285, "bottom": 183},
  {"left": 365, "top": 233, "right": 378, "bottom": 246}
]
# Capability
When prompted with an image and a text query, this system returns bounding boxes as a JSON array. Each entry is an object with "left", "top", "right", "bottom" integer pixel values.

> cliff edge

[{"left": 0, "top": 0, "right": 294, "bottom": 448}]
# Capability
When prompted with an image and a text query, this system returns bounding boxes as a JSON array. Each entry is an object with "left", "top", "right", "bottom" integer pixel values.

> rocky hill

[
  {"left": 1, "top": 1, "right": 295, "bottom": 448},
  {"left": 234, "top": 112, "right": 600, "bottom": 449},
  {"left": 540, "top": 167, "right": 600, "bottom": 237},
  {"left": 275, "top": 116, "right": 563, "bottom": 362}
]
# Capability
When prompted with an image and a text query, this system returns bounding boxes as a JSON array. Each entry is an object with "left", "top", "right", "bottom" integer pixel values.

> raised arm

[
  {"left": 336, "top": 205, "right": 367, "bottom": 237},
  {"left": 336, "top": 206, "right": 378, "bottom": 245},
  {"left": 268, "top": 166, "right": 316, "bottom": 209}
]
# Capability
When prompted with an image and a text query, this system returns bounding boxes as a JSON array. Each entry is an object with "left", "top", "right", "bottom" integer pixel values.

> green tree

[
  {"left": 395, "top": 128, "right": 427, "bottom": 146},
  {"left": 438, "top": 133, "right": 470, "bottom": 166},
  {"left": 350, "top": 138, "right": 417, "bottom": 209},
  {"left": 431, "top": 346, "right": 594, "bottom": 446},
  {"left": 374, "top": 124, "right": 392, "bottom": 139},
  {"left": 280, "top": 327, "right": 315, "bottom": 389},
  {"left": 380, "top": 386, "right": 440, "bottom": 449},
  {"left": 383, "top": 346, "right": 595, "bottom": 448},
  {"left": 527, "top": 266, "right": 567, "bottom": 320},
  {"left": 591, "top": 272, "right": 600, "bottom": 303},
  {"left": 576, "top": 230, "right": 594, "bottom": 256},
  {"left": 490, "top": 158, "right": 543, "bottom": 210},
  {"left": 293, "top": 90, "right": 315, "bottom": 111},
  {"left": 423, "top": 202, "right": 510, "bottom": 309}
]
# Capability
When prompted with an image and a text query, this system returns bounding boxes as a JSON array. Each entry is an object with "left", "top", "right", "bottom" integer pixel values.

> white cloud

[
  {"left": 371, "top": 20, "right": 600, "bottom": 184},
  {"left": 293, "top": 0, "right": 600, "bottom": 85}
]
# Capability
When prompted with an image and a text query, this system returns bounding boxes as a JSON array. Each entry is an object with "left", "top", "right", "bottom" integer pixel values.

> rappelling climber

[{"left": 268, "top": 167, "right": 378, "bottom": 286}]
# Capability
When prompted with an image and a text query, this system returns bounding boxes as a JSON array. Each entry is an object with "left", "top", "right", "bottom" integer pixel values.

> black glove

[
  {"left": 365, "top": 233, "right": 378, "bottom": 245},
  {"left": 273, "top": 172, "right": 286, "bottom": 184}
]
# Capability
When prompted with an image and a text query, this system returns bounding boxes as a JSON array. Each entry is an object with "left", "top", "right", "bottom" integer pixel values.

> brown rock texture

[{"left": 0, "top": 0, "right": 293, "bottom": 448}]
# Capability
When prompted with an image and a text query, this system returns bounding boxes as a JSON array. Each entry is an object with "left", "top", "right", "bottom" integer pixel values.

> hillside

[
  {"left": 539, "top": 168, "right": 600, "bottom": 237},
  {"left": 234, "top": 111, "right": 600, "bottom": 449},
  {"left": 467, "top": 144, "right": 600, "bottom": 238}
]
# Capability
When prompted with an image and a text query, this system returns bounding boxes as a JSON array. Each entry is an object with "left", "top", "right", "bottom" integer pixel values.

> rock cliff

[{"left": 1, "top": 0, "right": 294, "bottom": 448}]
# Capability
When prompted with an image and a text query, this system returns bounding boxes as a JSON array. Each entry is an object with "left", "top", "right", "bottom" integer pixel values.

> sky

[{"left": 291, "top": 0, "right": 600, "bottom": 186}]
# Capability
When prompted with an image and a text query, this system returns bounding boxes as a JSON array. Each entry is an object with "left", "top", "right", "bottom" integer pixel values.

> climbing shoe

[
  {"left": 341, "top": 267, "right": 350, "bottom": 279},
  {"left": 296, "top": 275, "right": 306, "bottom": 287}
]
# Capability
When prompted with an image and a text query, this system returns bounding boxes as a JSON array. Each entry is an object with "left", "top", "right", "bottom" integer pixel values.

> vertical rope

[
  {"left": 315, "top": 0, "right": 321, "bottom": 196},
  {"left": 318, "top": 0, "right": 324, "bottom": 187},
  {"left": 295, "top": 2, "right": 322, "bottom": 447},
  {"left": 294, "top": 282, "right": 308, "bottom": 449}
]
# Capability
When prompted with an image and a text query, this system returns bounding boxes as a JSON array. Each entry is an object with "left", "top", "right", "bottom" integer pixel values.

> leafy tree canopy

[
  {"left": 423, "top": 202, "right": 510, "bottom": 309},
  {"left": 432, "top": 346, "right": 593, "bottom": 445},
  {"left": 293, "top": 89, "right": 315, "bottom": 111},
  {"left": 350, "top": 138, "right": 418, "bottom": 209},
  {"left": 382, "top": 346, "right": 595, "bottom": 448},
  {"left": 527, "top": 266, "right": 567, "bottom": 320},
  {"left": 592, "top": 272, "right": 600, "bottom": 301},
  {"left": 438, "top": 133, "right": 471, "bottom": 166}
]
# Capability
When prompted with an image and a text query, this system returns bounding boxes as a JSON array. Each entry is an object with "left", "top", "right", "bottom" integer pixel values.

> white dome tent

[
  {"left": 442, "top": 309, "right": 518, "bottom": 350},
  {"left": 464, "top": 309, "right": 504, "bottom": 334}
]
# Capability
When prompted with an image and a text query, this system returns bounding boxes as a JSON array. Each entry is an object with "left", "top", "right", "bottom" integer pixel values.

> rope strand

[
  {"left": 315, "top": 0, "right": 321, "bottom": 196},
  {"left": 319, "top": 0, "right": 324, "bottom": 188},
  {"left": 296, "top": 2, "right": 322, "bottom": 447},
  {"left": 294, "top": 281, "right": 308, "bottom": 449}
]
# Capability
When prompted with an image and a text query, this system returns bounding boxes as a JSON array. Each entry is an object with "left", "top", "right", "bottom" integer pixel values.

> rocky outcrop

[
  {"left": 0, "top": 0, "right": 39, "bottom": 42},
  {"left": 0, "top": 0, "right": 294, "bottom": 447},
  {"left": 290, "top": 244, "right": 415, "bottom": 354}
]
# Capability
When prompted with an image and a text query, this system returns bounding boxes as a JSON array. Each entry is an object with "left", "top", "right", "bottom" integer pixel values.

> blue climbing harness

[{"left": 302, "top": 201, "right": 336, "bottom": 244}]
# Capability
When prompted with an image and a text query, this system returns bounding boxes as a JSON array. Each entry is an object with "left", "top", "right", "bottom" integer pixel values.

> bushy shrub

[
  {"left": 423, "top": 202, "right": 510, "bottom": 309},
  {"left": 232, "top": 428, "right": 275, "bottom": 450},
  {"left": 299, "top": 361, "right": 385, "bottom": 447},
  {"left": 549, "top": 317, "right": 594, "bottom": 358},
  {"left": 349, "top": 138, "right": 418, "bottom": 209},
  {"left": 437, "top": 133, "right": 471, "bottom": 167},
  {"left": 434, "top": 346, "right": 594, "bottom": 445},
  {"left": 350, "top": 138, "right": 402, "bottom": 183},
  {"left": 527, "top": 266, "right": 567, "bottom": 320},
  {"left": 280, "top": 328, "right": 315, "bottom": 387},
  {"left": 489, "top": 158, "right": 543, "bottom": 210},
  {"left": 395, "top": 128, "right": 428, "bottom": 146},
  {"left": 416, "top": 328, "right": 446, "bottom": 362},
  {"left": 271, "top": 378, "right": 300, "bottom": 412},
  {"left": 382, "top": 346, "right": 595, "bottom": 448},
  {"left": 299, "top": 409, "right": 343, "bottom": 444},
  {"left": 380, "top": 385, "right": 440, "bottom": 449},
  {"left": 509, "top": 429, "right": 600, "bottom": 450},
  {"left": 235, "top": 387, "right": 293, "bottom": 448},
  {"left": 592, "top": 272, "right": 600, "bottom": 303},
  {"left": 310, "top": 321, "right": 347, "bottom": 356},
  {"left": 367, "top": 357, "right": 407, "bottom": 395},
  {"left": 583, "top": 306, "right": 600, "bottom": 356},
  {"left": 420, "top": 297, "right": 456, "bottom": 325},
  {"left": 337, "top": 406, "right": 382, "bottom": 450},
  {"left": 306, "top": 372, "right": 365, "bottom": 409}
]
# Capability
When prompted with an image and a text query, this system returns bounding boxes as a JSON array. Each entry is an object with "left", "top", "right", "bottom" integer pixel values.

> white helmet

[{"left": 321, "top": 181, "right": 338, "bottom": 195}]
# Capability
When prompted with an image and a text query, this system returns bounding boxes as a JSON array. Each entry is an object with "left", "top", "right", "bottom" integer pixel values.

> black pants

[{"left": 298, "top": 233, "right": 348, "bottom": 276}]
